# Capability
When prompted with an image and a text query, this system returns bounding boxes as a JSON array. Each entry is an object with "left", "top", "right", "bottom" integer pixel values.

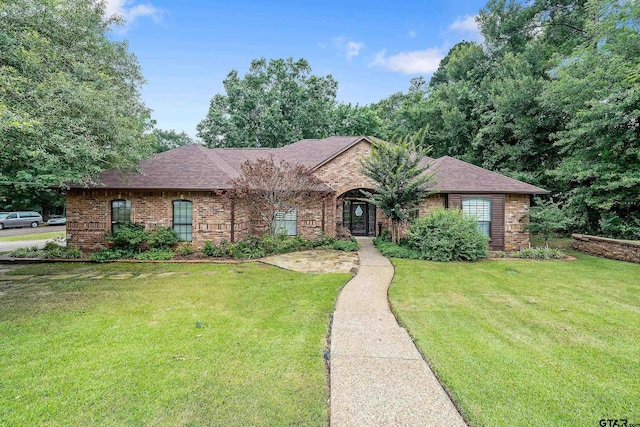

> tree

[
  {"left": 360, "top": 134, "right": 434, "bottom": 244},
  {"left": 526, "top": 197, "right": 573, "bottom": 246},
  {"left": 152, "top": 129, "right": 195, "bottom": 153},
  {"left": 330, "top": 103, "right": 381, "bottom": 136},
  {"left": 229, "top": 155, "right": 327, "bottom": 235},
  {"left": 0, "top": 0, "right": 155, "bottom": 209},
  {"left": 197, "top": 58, "right": 338, "bottom": 148}
]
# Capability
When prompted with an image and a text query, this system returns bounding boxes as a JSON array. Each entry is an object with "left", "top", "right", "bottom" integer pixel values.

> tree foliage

[
  {"left": 229, "top": 155, "right": 327, "bottom": 235},
  {"left": 360, "top": 133, "right": 434, "bottom": 243},
  {"left": 359, "top": 0, "right": 639, "bottom": 239},
  {"left": 0, "top": 0, "right": 155, "bottom": 209},
  {"left": 526, "top": 197, "right": 573, "bottom": 245},
  {"left": 197, "top": 58, "right": 338, "bottom": 148},
  {"left": 152, "top": 129, "right": 195, "bottom": 153}
]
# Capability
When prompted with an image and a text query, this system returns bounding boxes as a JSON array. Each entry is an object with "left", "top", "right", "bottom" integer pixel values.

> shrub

[
  {"left": 201, "top": 240, "right": 226, "bottom": 257},
  {"left": 175, "top": 243, "right": 194, "bottom": 256},
  {"left": 373, "top": 237, "right": 421, "bottom": 259},
  {"left": 90, "top": 248, "right": 135, "bottom": 262},
  {"left": 11, "top": 243, "right": 82, "bottom": 259},
  {"left": 331, "top": 238, "right": 359, "bottom": 252},
  {"left": 43, "top": 241, "right": 60, "bottom": 251},
  {"left": 148, "top": 226, "right": 181, "bottom": 249},
  {"left": 516, "top": 247, "right": 565, "bottom": 259},
  {"left": 226, "top": 238, "right": 266, "bottom": 259},
  {"left": 43, "top": 244, "right": 82, "bottom": 259},
  {"left": 409, "top": 208, "right": 489, "bottom": 261},
  {"left": 11, "top": 246, "right": 43, "bottom": 258},
  {"left": 335, "top": 226, "right": 353, "bottom": 240},
  {"left": 106, "top": 223, "right": 149, "bottom": 251},
  {"left": 259, "top": 234, "right": 308, "bottom": 254},
  {"left": 134, "top": 248, "right": 175, "bottom": 261}
]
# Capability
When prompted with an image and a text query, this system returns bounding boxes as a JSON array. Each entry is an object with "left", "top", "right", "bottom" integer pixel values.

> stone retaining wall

[{"left": 572, "top": 234, "right": 640, "bottom": 263}]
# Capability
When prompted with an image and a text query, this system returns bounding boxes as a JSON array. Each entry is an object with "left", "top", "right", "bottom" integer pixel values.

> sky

[{"left": 105, "top": 0, "right": 488, "bottom": 138}]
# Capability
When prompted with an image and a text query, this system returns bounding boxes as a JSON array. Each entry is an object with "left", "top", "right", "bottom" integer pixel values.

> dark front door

[{"left": 350, "top": 202, "right": 367, "bottom": 236}]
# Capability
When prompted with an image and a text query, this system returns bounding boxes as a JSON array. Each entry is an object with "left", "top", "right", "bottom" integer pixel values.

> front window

[
  {"left": 111, "top": 200, "right": 131, "bottom": 229},
  {"left": 173, "top": 200, "right": 193, "bottom": 241},
  {"left": 274, "top": 209, "right": 297, "bottom": 236},
  {"left": 462, "top": 198, "right": 491, "bottom": 237}
]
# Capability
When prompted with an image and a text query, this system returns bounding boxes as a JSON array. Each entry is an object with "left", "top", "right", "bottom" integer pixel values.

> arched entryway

[{"left": 339, "top": 189, "right": 377, "bottom": 236}]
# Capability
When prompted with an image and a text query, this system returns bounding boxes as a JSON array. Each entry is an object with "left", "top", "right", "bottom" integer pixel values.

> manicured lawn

[
  {"left": 389, "top": 254, "right": 640, "bottom": 427},
  {"left": 0, "top": 231, "right": 65, "bottom": 242},
  {"left": 0, "top": 262, "right": 350, "bottom": 426}
]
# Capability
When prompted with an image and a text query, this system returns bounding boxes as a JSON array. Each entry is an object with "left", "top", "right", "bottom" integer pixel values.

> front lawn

[
  {"left": 0, "top": 231, "right": 65, "bottom": 242},
  {"left": 389, "top": 254, "right": 640, "bottom": 426},
  {"left": 0, "top": 263, "right": 350, "bottom": 426}
]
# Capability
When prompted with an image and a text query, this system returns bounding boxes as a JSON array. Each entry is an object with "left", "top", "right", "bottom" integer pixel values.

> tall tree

[
  {"left": 360, "top": 134, "right": 434, "bottom": 244},
  {"left": 330, "top": 103, "right": 381, "bottom": 137},
  {"left": 197, "top": 58, "right": 337, "bottom": 148},
  {"left": 543, "top": 0, "right": 640, "bottom": 238},
  {"left": 152, "top": 129, "right": 195, "bottom": 153},
  {"left": 0, "top": 0, "right": 155, "bottom": 209}
]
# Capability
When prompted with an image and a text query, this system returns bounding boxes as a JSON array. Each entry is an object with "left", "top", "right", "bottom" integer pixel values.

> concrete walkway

[{"left": 330, "top": 237, "right": 466, "bottom": 426}]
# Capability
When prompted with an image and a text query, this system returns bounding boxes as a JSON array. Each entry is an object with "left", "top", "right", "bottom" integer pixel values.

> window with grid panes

[
  {"left": 173, "top": 200, "right": 193, "bottom": 241},
  {"left": 111, "top": 199, "right": 131, "bottom": 230},
  {"left": 274, "top": 209, "right": 297, "bottom": 236}
]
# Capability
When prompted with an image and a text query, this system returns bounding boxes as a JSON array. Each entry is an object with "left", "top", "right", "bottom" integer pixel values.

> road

[{"left": 0, "top": 224, "right": 65, "bottom": 237}]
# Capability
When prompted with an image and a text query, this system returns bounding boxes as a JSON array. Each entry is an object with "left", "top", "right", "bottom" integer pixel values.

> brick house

[{"left": 66, "top": 136, "right": 548, "bottom": 252}]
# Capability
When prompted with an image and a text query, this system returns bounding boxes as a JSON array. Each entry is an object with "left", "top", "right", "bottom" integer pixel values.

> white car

[{"left": 47, "top": 216, "right": 67, "bottom": 226}]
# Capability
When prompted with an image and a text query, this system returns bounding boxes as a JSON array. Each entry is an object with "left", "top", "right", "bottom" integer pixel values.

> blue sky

[{"left": 106, "top": 0, "right": 488, "bottom": 138}]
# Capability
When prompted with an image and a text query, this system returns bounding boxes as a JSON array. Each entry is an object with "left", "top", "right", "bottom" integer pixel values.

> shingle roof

[
  {"left": 95, "top": 144, "right": 237, "bottom": 190},
  {"left": 428, "top": 156, "right": 548, "bottom": 194},
  {"left": 77, "top": 137, "right": 548, "bottom": 195}
]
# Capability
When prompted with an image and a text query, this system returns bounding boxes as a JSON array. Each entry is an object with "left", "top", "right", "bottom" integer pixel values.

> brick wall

[
  {"left": 504, "top": 194, "right": 531, "bottom": 251},
  {"left": 314, "top": 140, "right": 377, "bottom": 197},
  {"left": 238, "top": 194, "right": 332, "bottom": 239},
  {"left": 67, "top": 189, "right": 236, "bottom": 252},
  {"left": 572, "top": 234, "right": 640, "bottom": 263},
  {"left": 67, "top": 190, "right": 332, "bottom": 252}
]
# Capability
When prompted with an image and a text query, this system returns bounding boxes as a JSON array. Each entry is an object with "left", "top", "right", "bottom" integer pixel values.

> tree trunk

[{"left": 392, "top": 220, "right": 400, "bottom": 244}]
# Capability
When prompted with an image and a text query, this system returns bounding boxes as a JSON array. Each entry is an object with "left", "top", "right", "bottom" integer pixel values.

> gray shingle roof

[{"left": 77, "top": 137, "right": 548, "bottom": 194}]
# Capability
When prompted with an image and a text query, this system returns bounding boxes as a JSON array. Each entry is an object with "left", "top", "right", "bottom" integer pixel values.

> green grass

[
  {"left": 0, "top": 263, "right": 350, "bottom": 426},
  {"left": 530, "top": 234, "right": 573, "bottom": 251},
  {"left": 388, "top": 254, "right": 640, "bottom": 427},
  {"left": 0, "top": 231, "right": 65, "bottom": 242}
]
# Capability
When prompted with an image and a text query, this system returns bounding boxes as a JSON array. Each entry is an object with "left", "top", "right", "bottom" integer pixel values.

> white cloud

[
  {"left": 333, "top": 37, "right": 365, "bottom": 61},
  {"left": 448, "top": 15, "right": 483, "bottom": 42},
  {"left": 103, "top": 0, "right": 162, "bottom": 28},
  {"left": 370, "top": 48, "right": 444, "bottom": 74},
  {"left": 408, "top": 30, "right": 418, "bottom": 38},
  {"left": 449, "top": 15, "right": 477, "bottom": 32},
  {"left": 345, "top": 41, "right": 365, "bottom": 61}
]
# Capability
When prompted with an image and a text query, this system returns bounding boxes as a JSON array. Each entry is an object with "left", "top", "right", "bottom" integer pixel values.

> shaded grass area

[
  {"left": 0, "top": 231, "right": 65, "bottom": 242},
  {"left": 388, "top": 254, "right": 640, "bottom": 427},
  {"left": 0, "top": 263, "right": 350, "bottom": 426},
  {"left": 530, "top": 234, "right": 573, "bottom": 251}
]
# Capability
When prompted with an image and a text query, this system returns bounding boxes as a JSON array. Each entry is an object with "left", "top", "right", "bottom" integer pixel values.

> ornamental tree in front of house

[{"left": 360, "top": 133, "right": 434, "bottom": 244}]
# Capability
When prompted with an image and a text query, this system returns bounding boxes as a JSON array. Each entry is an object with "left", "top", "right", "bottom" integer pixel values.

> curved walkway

[{"left": 330, "top": 237, "right": 466, "bottom": 426}]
